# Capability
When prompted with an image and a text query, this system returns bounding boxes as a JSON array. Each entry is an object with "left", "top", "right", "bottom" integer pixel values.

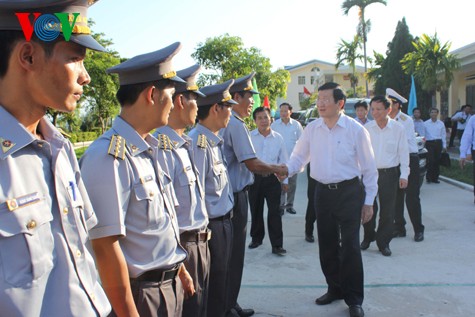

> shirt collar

[
  {"left": 156, "top": 125, "right": 187, "bottom": 149},
  {"left": 195, "top": 123, "right": 223, "bottom": 146},
  {"left": 111, "top": 116, "right": 156, "bottom": 156}
]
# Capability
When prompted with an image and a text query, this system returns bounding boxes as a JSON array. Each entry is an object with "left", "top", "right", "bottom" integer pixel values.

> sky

[{"left": 88, "top": 0, "right": 475, "bottom": 71}]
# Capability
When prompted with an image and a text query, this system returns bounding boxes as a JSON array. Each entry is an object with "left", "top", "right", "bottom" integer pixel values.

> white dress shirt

[
  {"left": 271, "top": 118, "right": 303, "bottom": 157},
  {"left": 424, "top": 119, "right": 447, "bottom": 148},
  {"left": 460, "top": 115, "right": 475, "bottom": 158},
  {"left": 452, "top": 111, "right": 471, "bottom": 130},
  {"left": 286, "top": 114, "right": 378, "bottom": 205},
  {"left": 394, "top": 111, "right": 418, "bottom": 154},
  {"left": 365, "top": 118, "right": 410, "bottom": 180},
  {"left": 413, "top": 118, "right": 425, "bottom": 137}
]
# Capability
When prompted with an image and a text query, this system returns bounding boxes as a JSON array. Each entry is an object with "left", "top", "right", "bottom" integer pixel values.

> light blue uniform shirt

[
  {"left": 154, "top": 126, "right": 208, "bottom": 233},
  {"left": 220, "top": 111, "right": 257, "bottom": 192},
  {"left": 189, "top": 124, "right": 234, "bottom": 219},
  {"left": 80, "top": 117, "right": 186, "bottom": 278},
  {"left": 271, "top": 118, "right": 303, "bottom": 157},
  {"left": 460, "top": 115, "right": 475, "bottom": 158},
  {"left": 0, "top": 106, "right": 110, "bottom": 317}
]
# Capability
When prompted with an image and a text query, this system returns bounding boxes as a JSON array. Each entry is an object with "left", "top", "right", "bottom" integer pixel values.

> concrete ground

[{"left": 237, "top": 172, "right": 475, "bottom": 317}]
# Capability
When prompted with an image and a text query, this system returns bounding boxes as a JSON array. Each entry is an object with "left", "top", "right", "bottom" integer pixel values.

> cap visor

[
  {"left": 249, "top": 89, "right": 259, "bottom": 95},
  {"left": 228, "top": 99, "right": 238, "bottom": 105},
  {"left": 70, "top": 34, "right": 105, "bottom": 52},
  {"left": 170, "top": 76, "right": 187, "bottom": 84},
  {"left": 195, "top": 90, "right": 206, "bottom": 98}
]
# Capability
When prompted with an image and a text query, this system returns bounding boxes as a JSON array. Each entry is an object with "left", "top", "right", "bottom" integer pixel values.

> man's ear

[
  {"left": 17, "top": 41, "right": 36, "bottom": 70},
  {"left": 174, "top": 94, "right": 185, "bottom": 110},
  {"left": 144, "top": 85, "right": 155, "bottom": 105}
]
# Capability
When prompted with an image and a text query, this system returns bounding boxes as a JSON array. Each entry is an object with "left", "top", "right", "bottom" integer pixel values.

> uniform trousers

[
  {"left": 280, "top": 173, "right": 298, "bottom": 208},
  {"left": 363, "top": 167, "right": 399, "bottom": 249},
  {"left": 226, "top": 189, "right": 249, "bottom": 311},
  {"left": 208, "top": 214, "right": 233, "bottom": 317},
  {"left": 248, "top": 174, "right": 283, "bottom": 247},
  {"left": 305, "top": 166, "right": 317, "bottom": 237},
  {"left": 394, "top": 154, "right": 424, "bottom": 234},
  {"left": 180, "top": 230, "right": 211, "bottom": 317},
  {"left": 425, "top": 139, "right": 443, "bottom": 182},
  {"left": 124, "top": 270, "right": 183, "bottom": 317},
  {"left": 315, "top": 177, "right": 365, "bottom": 306}
]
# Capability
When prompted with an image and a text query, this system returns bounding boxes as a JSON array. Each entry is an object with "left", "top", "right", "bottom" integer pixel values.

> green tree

[
  {"left": 83, "top": 32, "right": 121, "bottom": 134},
  {"left": 401, "top": 33, "right": 460, "bottom": 107},
  {"left": 336, "top": 35, "right": 364, "bottom": 97},
  {"left": 342, "top": 0, "right": 388, "bottom": 97},
  {"left": 192, "top": 34, "right": 290, "bottom": 107}
]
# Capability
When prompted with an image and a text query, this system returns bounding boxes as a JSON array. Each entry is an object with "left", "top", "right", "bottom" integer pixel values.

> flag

[
  {"left": 252, "top": 78, "right": 261, "bottom": 111},
  {"left": 262, "top": 96, "right": 270, "bottom": 108},
  {"left": 303, "top": 86, "right": 311, "bottom": 96},
  {"left": 408, "top": 75, "right": 417, "bottom": 116}
]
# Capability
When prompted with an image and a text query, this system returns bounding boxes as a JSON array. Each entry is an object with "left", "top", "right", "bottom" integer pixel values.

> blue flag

[{"left": 408, "top": 75, "right": 417, "bottom": 116}]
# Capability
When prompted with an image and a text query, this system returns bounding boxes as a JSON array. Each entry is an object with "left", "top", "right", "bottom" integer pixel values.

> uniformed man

[
  {"left": 221, "top": 72, "right": 287, "bottom": 317},
  {"left": 387, "top": 88, "right": 425, "bottom": 242},
  {"left": 153, "top": 64, "right": 211, "bottom": 317},
  {"left": 80, "top": 43, "right": 195, "bottom": 317},
  {"left": 188, "top": 80, "right": 236, "bottom": 317},
  {"left": 0, "top": 1, "right": 111, "bottom": 316}
]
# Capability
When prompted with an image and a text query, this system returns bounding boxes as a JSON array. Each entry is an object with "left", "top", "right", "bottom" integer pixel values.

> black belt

[
  {"left": 315, "top": 177, "right": 359, "bottom": 190},
  {"left": 377, "top": 166, "right": 399, "bottom": 173},
  {"left": 180, "top": 230, "right": 212, "bottom": 243},
  {"left": 132, "top": 265, "right": 180, "bottom": 283},
  {"left": 426, "top": 139, "right": 442, "bottom": 143},
  {"left": 210, "top": 211, "right": 232, "bottom": 221},
  {"left": 410, "top": 153, "right": 419, "bottom": 157}
]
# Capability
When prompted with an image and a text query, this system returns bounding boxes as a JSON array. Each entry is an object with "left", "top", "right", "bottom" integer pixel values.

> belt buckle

[
  {"left": 328, "top": 184, "right": 338, "bottom": 190},
  {"left": 206, "top": 231, "right": 212, "bottom": 241},
  {"left": 160, "top": 268, "right": 175, "bottom": 284}
]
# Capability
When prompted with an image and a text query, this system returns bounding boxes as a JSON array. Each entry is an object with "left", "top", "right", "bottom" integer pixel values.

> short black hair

[
  {"left": 430, "top": 107, "right": 439, "bottom": 113},
  {"left": 370, "top": 95, "right": 391, "bottom": 109},
  {"left": 354, "top": 100, "right": 368, "bottom": 110},
  {"left": 318, "top": 82, "right": 346, "bottom": 105},
  {"left": 413, "top": 107, "right": 421, "bottom": 112},
  {"left": 252, "top": 106, "right": 271, "bottom": 120},
  {"left": 279, "top": 102, "right": 293, "bottom": 111},
  {"left": 116, "top": 79, "right": 173, "bottom": 106},
  {"left": 197, "top": 104, "right": 213, "bottom": 121},
  {"left": 0, "top": 31, "right": 60, "bottom": 78}
]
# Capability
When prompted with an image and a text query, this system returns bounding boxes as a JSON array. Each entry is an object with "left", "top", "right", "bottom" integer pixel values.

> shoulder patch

[
  {"left": 108, "top": 134, "right": 126, "bottom": 160},
  {"left": 400, "top": 114, "right": 407, "bottom": 121},
  {"left": 157, "top": 134, "right": 174, "bottom": 151},
  {"left": 197, "top": 134, "right": 207, "bottom": 149}
]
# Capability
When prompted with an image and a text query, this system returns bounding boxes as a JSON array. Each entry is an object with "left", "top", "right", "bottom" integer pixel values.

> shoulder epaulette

[
  {"left": 158, "top": 134, "right": 174, "bottom": 151},
  {"left": 197, "top": 134, "right": 207, "bottom": 149},
  {"left": 108, "top": 134, "right": 126, "bottom": 160},
  {"left": 400, "top": 114, "right": 407, "bottom": 121},
  {"left": 233, "top": 114, "right": 245, "bottom": 123}
]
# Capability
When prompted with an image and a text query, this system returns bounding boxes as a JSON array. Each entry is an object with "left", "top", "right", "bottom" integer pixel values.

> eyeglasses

[{"left": 316, "top": 98, "right": 334, "bottom": 105}]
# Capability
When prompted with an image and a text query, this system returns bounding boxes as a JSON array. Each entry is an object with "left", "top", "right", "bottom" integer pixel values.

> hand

[
  {"left": 178, "top": 264, "right": 195, "bottom": 299},
  {"left": 282, "top": 184, "right": 289, "bottom": 192},
  {"left": 399, "top": 178, "right": 408, "bottom": 189},
  {"left": 361, "top": 205, "right": 373, "bottom": 224},
  {"left": 274, "top": 164, "right": 288, "bottom": 181},
  {"left": 460, "top": 157, "right": 467, "bottom": 169}
]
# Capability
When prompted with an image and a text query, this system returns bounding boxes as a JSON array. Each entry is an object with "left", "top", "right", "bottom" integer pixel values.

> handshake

[{"left": 273, "top": 164, "right": 289, "bottom": 182}]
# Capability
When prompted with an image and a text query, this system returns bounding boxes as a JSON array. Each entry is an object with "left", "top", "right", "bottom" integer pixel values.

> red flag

[
  {"left": 303, "top": 86, "right": 311, "bottom": 96},
  {"left": 262, "top": 96, "right": 270, "bottom": 108}
]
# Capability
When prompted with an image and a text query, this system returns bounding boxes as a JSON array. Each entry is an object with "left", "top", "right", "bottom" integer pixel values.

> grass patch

[
  {"left": 440, "top": 159, "right": 473, "bottom": 185},
  {"left": 75, "top": 147, "right": 87, "bottom": 160}
]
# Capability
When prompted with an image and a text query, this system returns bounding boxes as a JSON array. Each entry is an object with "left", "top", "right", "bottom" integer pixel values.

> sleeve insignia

[
  {"left": 107, "top": 134, "right": 126, "bottom": 160},
  {"left": 197, "top": 134, "right": 207, "bottom": 149}
]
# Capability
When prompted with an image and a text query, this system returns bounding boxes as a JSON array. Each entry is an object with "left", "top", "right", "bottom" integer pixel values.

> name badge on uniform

[
  {"left": 6, "top": 192, "right": 41, "bottom": 211},
  {"left": 140, "top": 175, "right": 154, "bottom": 184}
]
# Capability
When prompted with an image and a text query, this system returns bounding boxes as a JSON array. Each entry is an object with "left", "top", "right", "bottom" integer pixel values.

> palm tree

[
  {"left": 342, "top": 0, "right": 387, "bottom": 97},
  {"left": 335, "top": 35, "right": 364, "bottom": 96},
  {"left": 401, "top": 33, "right": 460, "bottom": 106}
]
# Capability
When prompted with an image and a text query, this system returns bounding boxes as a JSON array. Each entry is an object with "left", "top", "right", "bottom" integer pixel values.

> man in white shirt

[
  {"left": 281, "top": 82, "right": 378, "bottom": 317},
  {"left": 354, "top": 100, "right": 372, "bottom": 125},
  {"left": 459, "top": 115, "right": 475, "bottom": 202},
  {"left": 361, "top": 96, "right": 409, "bottom": 257},
  {"left": 451, "top": 104, "right": 472, "bottom": 143},
  {"left": 424, "top": 108, "right": 447, "bottom": 184},
  {"left": 412, "top": 108, "right": 425, "bottom": 137},
  {"left": 271, "top": 102, "right": 303, "bottom": 215},
  {"left": 249, "top": 107, "right": 289, "bottom": 255}
]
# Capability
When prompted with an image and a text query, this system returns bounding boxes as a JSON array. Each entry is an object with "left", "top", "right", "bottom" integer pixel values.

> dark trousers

[
  {"left": 226, "top": 190, "right": 249, "bottom": 311},
  {"left": 207, "top": 216, "right": 232, "bottom": 317},
  {"left": 426, "top": 140, "right": 443, "bottom": 182},
  {"left": 449, "top": 122, "right": 457, "bottom": 146},
  {"left": 363, "top": 167, "right": 399, "bottom": 248},
  {"left": 180, "top": 231, "right": 211, "bottom": 317},
  {"left": 249, "top": 174, "right": 283, "bottom": 247},
  {"left": 394, "top": 154, "right": 424, "bottom": 234},
  {"left": 305, "top": 165, "right": 317, "bottom": 237},
  {"left": 315, "top": 179, "right": 365, "bottom": 306}
]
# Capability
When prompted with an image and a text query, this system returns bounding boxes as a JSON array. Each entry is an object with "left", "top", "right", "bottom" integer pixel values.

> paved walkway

[{"left": 237, "top": 172, "right": 475, "bottom": 317}]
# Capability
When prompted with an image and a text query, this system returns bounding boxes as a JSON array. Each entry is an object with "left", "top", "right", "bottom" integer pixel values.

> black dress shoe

[
  {"left": 414, "top": 232, "right": 424, "bottom": 242},
  {"left": 379, "top": 246, "right": 392, "bottom": 256},
  {"left": 248, "top": 241, "right": 262, "bottom": 249},
  {"left": 286, "top": 207, "right": 297, "bottom": 214},
  {"left": 305, "top": 235, "right": 315, "bottom": 243},
  {"left": 234, "top": 303, "right": 254, "bottom": 317},
  {"left": 360, "top": 240, "right": 371, "bottom": 250},
  {"left": 315, "top": 292, "right": 343, "bottom": 305},
  {"left": 349, "top": 305, "right": 364, "bottom": 317},
  {"left": 393, "top": 230, "right": 406, "bottom": 238},
  {"left": 272, "top": 246, "right": 287, "bottom": 255}
]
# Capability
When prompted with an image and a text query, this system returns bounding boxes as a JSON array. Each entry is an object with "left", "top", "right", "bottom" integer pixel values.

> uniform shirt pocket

[
  {"left": 133, "top": 177, "right": 164, "bottom": 228},
  {"left": 0, "top": 196, "right": 54, "bottom": 287},
  {"left": 212, "top": 163, "right": 227, "bottom": 192}
]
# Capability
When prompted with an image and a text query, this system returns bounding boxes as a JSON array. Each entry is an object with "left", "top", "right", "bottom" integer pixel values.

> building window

[
  {"left": 298, "top": 76, "right": 306, "bottom": 85},
  {"left": 311, "top": 76, "right": 315, "bottom": 85},
  {"left": 325, "top": 74, "right": 334, "bottom": 82},
  {"left": 298, "top": 92, "right": 306, "bottom": 101}
]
